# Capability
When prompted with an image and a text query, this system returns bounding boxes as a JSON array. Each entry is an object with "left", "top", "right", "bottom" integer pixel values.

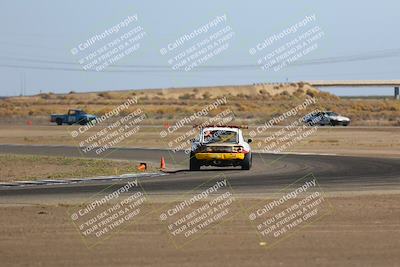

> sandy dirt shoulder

[{"left": 0, "top": 193, "right": 399, "bottom": 267}]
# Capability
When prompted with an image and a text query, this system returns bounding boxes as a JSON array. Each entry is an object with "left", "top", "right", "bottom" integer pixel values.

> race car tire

[
  {"left": 241, "top": 152, "right": 252, "bottom": 170},
  {"left": 189, "top": 153, "right": 201, "bottom": 171}
]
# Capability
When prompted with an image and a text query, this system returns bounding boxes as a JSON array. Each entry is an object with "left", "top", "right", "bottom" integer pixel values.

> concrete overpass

[{"left": 306, "top": 80, "right": 400, "bottom": 99}]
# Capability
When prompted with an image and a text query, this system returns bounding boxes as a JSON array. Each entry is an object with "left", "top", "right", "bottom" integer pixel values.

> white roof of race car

[
  {"left": 202, "top": 127, "right": 240, "bottom": 132},
  {"left": 196, "top": 125, "right": 247, "bottom": 132}
]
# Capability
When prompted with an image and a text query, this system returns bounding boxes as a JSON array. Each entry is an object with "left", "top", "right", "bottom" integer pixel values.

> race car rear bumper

[{"left": 195, "top": 153, "right": 245, "bottom": 161}]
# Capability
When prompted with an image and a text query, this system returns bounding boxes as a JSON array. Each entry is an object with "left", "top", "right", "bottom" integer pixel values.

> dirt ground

[
  {"left": 0, "top": 125, "right": 399, "bottom": 158},
  {"left": 0, "top": 193, "right": 399, "bottom": 267},
  {"left": 0, "top": 154, "right": 152, "bottom": 182}
]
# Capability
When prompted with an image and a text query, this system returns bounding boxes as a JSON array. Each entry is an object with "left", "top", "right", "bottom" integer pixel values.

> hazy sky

[{"left": 0, "top": 0, "right": 399, "bottom": 96}]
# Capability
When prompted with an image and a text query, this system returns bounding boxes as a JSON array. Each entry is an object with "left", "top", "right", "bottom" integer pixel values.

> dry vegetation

[
  {"left": 1, "top": 83, "right": 399, "bottom": 126},
  {"left": 0, "top": 154, "right": 154, "bottom": 182}
]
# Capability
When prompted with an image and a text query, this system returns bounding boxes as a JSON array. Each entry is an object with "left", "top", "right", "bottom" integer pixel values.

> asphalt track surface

[{"left": 0, "top": 144, "right": 400, "bottom": 197}]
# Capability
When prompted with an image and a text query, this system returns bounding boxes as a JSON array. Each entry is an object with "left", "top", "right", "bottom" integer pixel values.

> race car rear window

[{"left": 203, "top": 130, "right": 238, "bottom": 144}]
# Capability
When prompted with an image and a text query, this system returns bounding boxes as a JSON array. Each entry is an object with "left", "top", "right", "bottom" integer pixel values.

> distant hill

[{"left": 1, "top": 83, "right": 399, "bottom": 126}]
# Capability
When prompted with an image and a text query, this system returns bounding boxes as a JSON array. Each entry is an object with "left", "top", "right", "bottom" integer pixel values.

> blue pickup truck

[{"left": 50, "top": 109, "right": 97, "bottom": 125}]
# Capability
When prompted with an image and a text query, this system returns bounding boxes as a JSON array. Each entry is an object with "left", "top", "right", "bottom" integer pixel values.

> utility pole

[{"left": 19, "top": 72, "right": 26, "bottom": 96}]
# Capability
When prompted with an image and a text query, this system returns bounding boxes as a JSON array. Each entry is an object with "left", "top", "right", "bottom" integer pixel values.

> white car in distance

[{"left": 304, "top": 111, "right": 351, "bottom": 126}]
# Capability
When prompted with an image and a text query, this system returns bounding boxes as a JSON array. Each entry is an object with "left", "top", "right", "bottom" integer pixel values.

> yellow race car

[{"left": 190, "top": 125, "right": 252, "bottom": 170}]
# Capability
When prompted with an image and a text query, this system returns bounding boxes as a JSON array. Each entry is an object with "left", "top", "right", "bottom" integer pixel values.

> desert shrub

[
  {"left": 139, "top": 96, "right": 149, "bottom": 101},
  {"left": 98, "top": 92, "right": 112, "bottom": 99},
  {"left": 294, "top": 88, "right": 305, "bottom": 95},
  {"left": 236, "top": 93, "right": 247, "bottom": 99},
  {"left": 202, "top": 92, "right": 212, "bottom": 99},
  {"left": 156, "top": 109, "right": 164, "bottom": 114},
  {"left": 40, "top": 92, "right": 54, "bottom": 100},
  {"left": 280, "top": 91, "right": 290, "bottom": 96},
  {"left": 179, "top": 93, "right": 193, "bottom": 100},
  {"left": 234, "top": 102, "right": 247, "bottom": 112},
  {"left": 306, "top": 89, "right": 316, "bottom": 97}
]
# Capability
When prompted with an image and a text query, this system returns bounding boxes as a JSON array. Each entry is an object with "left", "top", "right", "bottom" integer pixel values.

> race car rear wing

[{"left": 193, "top": 125, "right": 248, "bottom": 129}]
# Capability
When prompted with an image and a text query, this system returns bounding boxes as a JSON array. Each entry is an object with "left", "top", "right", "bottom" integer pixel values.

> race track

[{"left": 1, "top": 144, "right": 400, "bottom": 196}]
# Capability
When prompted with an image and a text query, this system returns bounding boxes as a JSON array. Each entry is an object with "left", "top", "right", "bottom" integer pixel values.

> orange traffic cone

[
  {"left": 160, "top": 157, "right": 166, "bottom": 170},
  {"left": 137, "top": 163, "right": 147, "bottom": 171}
]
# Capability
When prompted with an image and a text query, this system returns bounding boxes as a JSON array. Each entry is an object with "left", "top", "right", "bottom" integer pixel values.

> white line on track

[{"left": 0, "top": 172, "right": 166, "bottom": 188}]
